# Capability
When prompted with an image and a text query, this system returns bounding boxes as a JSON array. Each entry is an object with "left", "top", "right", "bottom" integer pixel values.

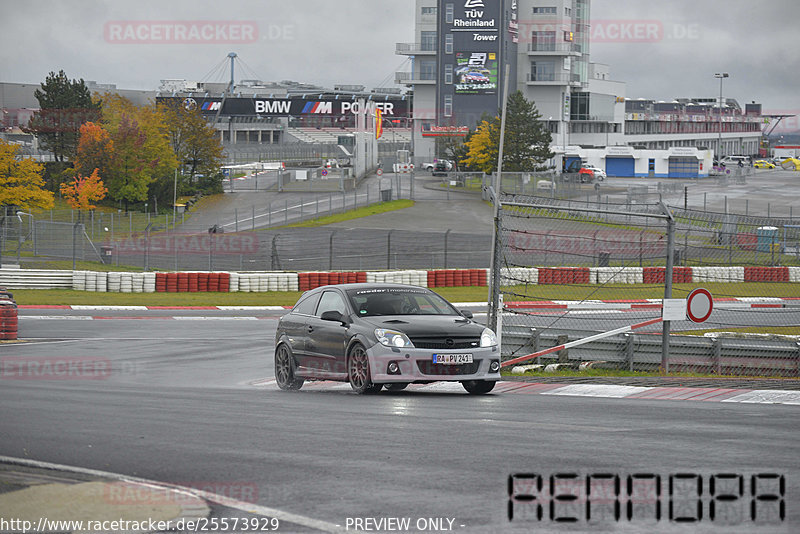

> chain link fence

[{"left": 489, "top": 192, "right": 800, "bottom": 378}]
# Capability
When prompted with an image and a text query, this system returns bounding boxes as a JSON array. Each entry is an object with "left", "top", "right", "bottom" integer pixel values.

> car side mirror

[
  {"left": 320, "top": 310, "right": 347, "bottom": 325},
  {"left": 460, "top": 310, "right": 473, "bottom": 319}
]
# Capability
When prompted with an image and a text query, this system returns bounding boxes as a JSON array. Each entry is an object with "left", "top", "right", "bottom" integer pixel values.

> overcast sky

[{"left": 2, "top": 0, "right": 798, "bottom": 119}]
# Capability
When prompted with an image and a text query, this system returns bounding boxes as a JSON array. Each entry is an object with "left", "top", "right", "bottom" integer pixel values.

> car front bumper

[{"left": 365, "top": 343, "right": 501, "bottom": 383}]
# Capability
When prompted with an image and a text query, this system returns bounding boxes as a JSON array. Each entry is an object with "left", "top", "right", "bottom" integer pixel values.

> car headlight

[
  {"left": 375, "top": 328, "right": 414, "bottom": 348},
  {"left": 480, "top": 328, "right": 497, "bottom": 347}
]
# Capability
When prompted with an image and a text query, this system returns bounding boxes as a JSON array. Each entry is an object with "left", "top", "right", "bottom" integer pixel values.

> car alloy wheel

[
  {"left": 275, "top": 344, "right": 304, "bottom": 391},
  {"left": 348, "top": 343, "right": 382, "bottom": 394},
  {"left": 461, "top": 380, "right": 496, "bottom": 395}
]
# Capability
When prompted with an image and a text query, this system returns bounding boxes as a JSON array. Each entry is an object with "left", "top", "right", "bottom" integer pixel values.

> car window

[
  {"left": 347, "top": 288, "right": 459, "bottom": 316},
  {"left": 316, "top": 290, "right": 347, "bottom": 317},
  {"left": 292, "top": 292, "right": 320, "bottom": 316}
]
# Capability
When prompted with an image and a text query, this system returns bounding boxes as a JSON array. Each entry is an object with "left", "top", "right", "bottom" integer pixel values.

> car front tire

[
  {"left": 275, "top": 344, "right": 304, "bottom": 391},
  {"left": 348, "top": 343, "right": 382, "bottom": 394},
  {"left": 461, "top": 380, "right": 496, "bottom": 395}
]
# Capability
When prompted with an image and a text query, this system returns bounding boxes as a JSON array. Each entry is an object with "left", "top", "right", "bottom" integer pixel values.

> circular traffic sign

[
  {"left": 687, "top": 288, "right": 713, "bottom": 323},
  {"left": 377, "top": 169, "right": 383, "bottom": 176},
  {"left": 321, "top": 169, "right": 328, "bottom": 176}
]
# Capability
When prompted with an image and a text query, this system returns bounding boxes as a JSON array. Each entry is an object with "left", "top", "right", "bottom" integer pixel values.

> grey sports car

[{"left": 274, "top": 283, "right": 501, "bottom": 394}]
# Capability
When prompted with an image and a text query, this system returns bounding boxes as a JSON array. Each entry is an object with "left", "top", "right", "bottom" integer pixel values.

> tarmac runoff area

[{"left": 0, "top": 457, "right": 343, "bottom": 533}]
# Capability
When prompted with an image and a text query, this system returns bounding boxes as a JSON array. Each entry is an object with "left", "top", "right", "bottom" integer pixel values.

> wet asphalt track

[{"left": 1, "top": 313, "right": 799, "bottom": 533}]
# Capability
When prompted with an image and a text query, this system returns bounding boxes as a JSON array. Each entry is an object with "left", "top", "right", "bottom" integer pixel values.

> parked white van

[{"left": 720, "top": 155, "right": 751, "bottom": 167}]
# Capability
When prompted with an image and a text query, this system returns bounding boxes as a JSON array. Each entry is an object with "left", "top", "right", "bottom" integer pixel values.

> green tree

[
  {"left": 106, "top": 115, "right": 153, "bottom": 209},
  {"left": 0, "top": 140, "right": 55, "bottom": 211},
  {"left": 24, "top": 70, "right": 101, "bottom": 162},
  {"left": 463, "top": 92, "right": 554, "bottom": 173}
]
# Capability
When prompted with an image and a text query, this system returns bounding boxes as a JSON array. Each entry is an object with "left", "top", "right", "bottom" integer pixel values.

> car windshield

[{"left": 346, "top": 288, "right": 460, "bottom": 316}]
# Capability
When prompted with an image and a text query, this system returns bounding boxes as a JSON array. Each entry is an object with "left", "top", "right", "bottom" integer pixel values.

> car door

[
  {"left": 304, "top": 289, "right": 350, "bottom": 377},
  {"left": 280, "top": 291, "right": 320, "bottom": 371}
]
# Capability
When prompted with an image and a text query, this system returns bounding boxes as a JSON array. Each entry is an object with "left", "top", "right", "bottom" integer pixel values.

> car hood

[{"left": 359, "top": 315, "right": 485, "bottom": 336}]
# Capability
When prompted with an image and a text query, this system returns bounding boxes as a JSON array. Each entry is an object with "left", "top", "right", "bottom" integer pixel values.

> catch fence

[{"left": 489, "top": 192, "right": 800, "bottom": 378}]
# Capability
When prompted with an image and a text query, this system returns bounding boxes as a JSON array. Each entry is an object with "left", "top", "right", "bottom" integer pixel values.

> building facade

[{"left": 397, "top": 0, "right": 764, "bottom": 168}]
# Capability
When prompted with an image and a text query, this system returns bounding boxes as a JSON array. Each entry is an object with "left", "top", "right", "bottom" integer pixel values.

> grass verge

[{"left": 278, "top": 199, "right": 415, "bottom": 228}]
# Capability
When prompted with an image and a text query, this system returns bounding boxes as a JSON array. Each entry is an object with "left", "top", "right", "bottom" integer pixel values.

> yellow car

[{"left": 753, "top": 160, "right": 776, "bottom": 169}]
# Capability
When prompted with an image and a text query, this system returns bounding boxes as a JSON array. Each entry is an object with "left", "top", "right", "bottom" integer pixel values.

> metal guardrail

[
  {"left": 502, "top": 326, "right": 800, "bottom": 377},
  {"left": 0, "top": 269, "right": 74, "bottom": 289}
]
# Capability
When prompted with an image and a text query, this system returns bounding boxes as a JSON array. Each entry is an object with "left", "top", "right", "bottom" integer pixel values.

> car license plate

[{"left": 433, "top": 353, "right": 473, "bottom": 365}]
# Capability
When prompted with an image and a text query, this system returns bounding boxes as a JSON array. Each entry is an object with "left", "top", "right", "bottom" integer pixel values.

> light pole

[
  {"left": 16, "top": 211, "right": 34, "bottom": 260},
  {"left": 714, "top": 73, "right": 729, "bottom": 161}
]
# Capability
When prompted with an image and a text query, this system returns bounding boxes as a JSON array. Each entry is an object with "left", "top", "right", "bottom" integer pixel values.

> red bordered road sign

[
  {"left": 377, "top": 169, "right": 383, "bottom": 176},
  {"left": 687, "top": 288, "right": 713, "bottom": 323}
]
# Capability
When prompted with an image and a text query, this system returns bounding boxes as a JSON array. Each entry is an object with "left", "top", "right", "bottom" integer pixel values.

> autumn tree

[
  {"left": 74, "top": 122, "right": 114, "bottom": 179},
  {"left": 158, "top": 100, "right": 224, "bottom": 199},
  {"left": 0, "top": 140, "right": 55, "bottom": 211},
  {"left": 463, "top": 92, "right": 554, "bottom": 173},
  {"left": 462, "top": 116, "right": 500, "bottom": 174},
  {"left": 60, "top": 169, "right": 108, "bottom": 211},
  {"left": 100, "top": 94, "right": 177, "bottom": 209},
  {"left": 24, "top": 70, "right": 101, "bottom": 162},
  {"left": 159, "top": 100, "right": 224, "bottom": 180}
]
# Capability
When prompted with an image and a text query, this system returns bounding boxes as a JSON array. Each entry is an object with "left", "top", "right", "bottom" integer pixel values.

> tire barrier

[
  {"left": 235, "top": 273, "right": 300, "bottom": 293},
  {"left": 537, "top": 268, "right": 591, "bottom": 285},
  {"left": 426, "top": 269, "right": 488, "bottom": 288},
  {"left": 71, "top": 271, "right": 157, "bottom": 293},
  {"left": 744, "top": 266, "right": 790, "bottom": 283},
  {"left": 1, "top": 288, "right": 18, "bottom": 341},
  {"left": 691, "top": 267, "right": 746, "bottom": 283},
  {"left": 6, "top": 266, "right": 800, "bottom": 294},
  {"left": 299, "top": 271, "right": 366, "bottom": 291},
  {"left": 642, "top": 267, "right": 693, "bottom": 284},
  {"left": 500, "top": 268, "right": 538, "bottom": 286},
  {"left": 365, "top": 270, "right": 426, "bottom": 287},
  {"left": 153, "top": 272, "right": 232, "bottom": 293}
]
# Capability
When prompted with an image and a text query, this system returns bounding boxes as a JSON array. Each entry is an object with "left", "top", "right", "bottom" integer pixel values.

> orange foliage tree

[
  {"left": 74, "top": 121, "right": 114, "bottom": 179},
  {"left": 60, "top": 169, "right": 108, "bottom": 211}
]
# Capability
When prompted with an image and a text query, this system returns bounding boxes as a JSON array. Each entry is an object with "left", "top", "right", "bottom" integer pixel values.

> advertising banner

[{"left": 454, "top": 52, "right": 498, "bottom": 94}]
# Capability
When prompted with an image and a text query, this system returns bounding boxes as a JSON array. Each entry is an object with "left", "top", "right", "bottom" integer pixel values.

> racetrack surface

[{"left": 1, "top": 314, "right": 799, "bottom": 532}]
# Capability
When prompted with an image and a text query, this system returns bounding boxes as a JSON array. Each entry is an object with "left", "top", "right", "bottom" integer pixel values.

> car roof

[{"left": 303, "top": 282, "right": 433, "bottom": 295}]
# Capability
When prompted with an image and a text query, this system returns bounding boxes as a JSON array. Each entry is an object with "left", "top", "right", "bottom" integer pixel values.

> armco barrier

[{"left": 0, "top": 269, "right": 73, "bottom": 289}]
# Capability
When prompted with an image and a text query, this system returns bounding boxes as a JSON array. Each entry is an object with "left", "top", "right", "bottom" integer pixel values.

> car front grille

[
  {"left": 416, "top": 360, "right": 480, "bottom": 375},
  {"left": 410, "top": 337, "right": 479, "bottom": 350}
]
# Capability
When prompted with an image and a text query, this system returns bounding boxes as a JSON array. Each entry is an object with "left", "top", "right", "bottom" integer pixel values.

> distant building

[{"left": 396, "top": 0, "right": 764, "bottom": 164}]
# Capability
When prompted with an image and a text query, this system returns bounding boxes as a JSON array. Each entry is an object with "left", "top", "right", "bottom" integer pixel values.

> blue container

[{"left": 756, "top": 226, "right": 779, "bottom": 253}]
